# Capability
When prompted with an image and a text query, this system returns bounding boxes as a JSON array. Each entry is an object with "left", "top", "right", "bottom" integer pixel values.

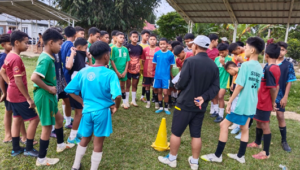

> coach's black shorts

[
  {"left": 58, "top": 91, "right": 69, "bottom": 101},
  {"left": 69, "top": 95, "right": 83, "bottom": 109},
  {"left": 4, "top": 99, "right": 12, "bottom": 111},
  {"left": 127, "top": 72, "right": 140, "bottom": 80},
  {"left": 142, "top": 77, "right": 154, "bottom": 86},
  {"left": 11, "top": 102, "right": 38, "bottom": 121},
  {"left": 254, "top": 109, "right": 271, "bottom": 122},
  {"left": 171, "top": 108, "right": 205, "bottom": 138}
]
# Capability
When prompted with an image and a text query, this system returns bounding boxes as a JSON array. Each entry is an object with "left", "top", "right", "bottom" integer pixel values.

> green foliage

[
  {"left": 156, "top": 12, "right": 187, "bottom": 40},
  {"left": 54, "top": 0, "right": 160, "bottom": 32},
  {"left": 287, "top": 38, "right": 300, "bottom": 61},
  {"left": 147, "top": 12, "right": 157, "bottom": 24}
]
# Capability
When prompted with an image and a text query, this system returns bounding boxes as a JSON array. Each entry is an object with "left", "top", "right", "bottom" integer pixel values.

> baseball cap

[
  {"left": 189, "top": 35, "right": 210, "bottom": 48},
  {"left": 221, "top": 37, "right": 228, "bottom": 41}
]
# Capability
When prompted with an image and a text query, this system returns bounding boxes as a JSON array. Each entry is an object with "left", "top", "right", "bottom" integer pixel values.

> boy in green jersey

[
  {"left": 31, "top": 29, "right": 75, "bottom": 166},
  {"left": 110, "top": 32, "right": 130, "bottom": 108},
  {"left": 87, "top": 27, "right": 101, "bottom": 64},
  {"left": 212, "top": 43, "right": 232, "bottom": 123}
]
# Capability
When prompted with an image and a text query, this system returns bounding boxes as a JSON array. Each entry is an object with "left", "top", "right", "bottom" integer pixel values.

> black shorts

[
  {"left": 127, "top": 72, "right": 140, "bottom": 80},
  {"left": 276, "top": 103, "right": 285, "bottom": 112},
  {"left": 4, "top": 100, "right": 12, "bottom": 111},
  {"left": 58, "top": 91, "right": 69, "bottom": 100},
  {"left": 142, "top": 77, "right": 154, "bottom": 86},
  {"left": 171, "top": 108, "right": 205, "bottom": 138},
  {"left": 11, "top": 102, "right": 38, "bottom": 121},
  {"left": 254, "top": 109, "right": 271, "bottom": 122},
  {"left": 69, "top": 95, "right": 83, "bottom": 109}
]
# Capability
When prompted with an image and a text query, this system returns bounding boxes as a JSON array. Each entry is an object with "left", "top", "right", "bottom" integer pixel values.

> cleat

[
  {"left": 227, "top": 153, "right": 245, "bottom": 164},
  {"left": 158, "top": 154, "right": 177, "bottom": 168},
  {"left": 36, "top": 157, "right": 59, "bottom": 166},
  {"left": 247, "top": 141, "right": 262, "bottom": 149},
  {"left": 201, "top": 153, "right": 222, "bottom": 163},
  {"left": 188, "top": 156, "right": 199, "bottom": 170},
  {"left": 155, "top": 109, "right": 164, "bottom": 114},
  {"left": 57, "top": 143, "right": 75, "bottom": 153},
  {"left": 11, "top": 147, "right": 25, "bottom": 157},
  {"left": 24, "top": 148, "right": 39, "bottom": 157}
]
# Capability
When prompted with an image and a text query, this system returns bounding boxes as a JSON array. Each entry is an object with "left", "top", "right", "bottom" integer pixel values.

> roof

[
  {"left": 166, "top": 0, "right": 300, "bottom": 24},
  {"left": 143, "top": 21, "right": 156, "bottom": 31},
  {"left": 0, "top": 14, "right": 53, "bottom": 25},
  {"left": 0, "top": 0, "right": 78, "bottom": 23}
]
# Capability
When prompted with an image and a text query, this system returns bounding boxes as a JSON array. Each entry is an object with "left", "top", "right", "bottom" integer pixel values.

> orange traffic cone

[{"left": 151, "top": 118, "right": 170, "bottom": 151}]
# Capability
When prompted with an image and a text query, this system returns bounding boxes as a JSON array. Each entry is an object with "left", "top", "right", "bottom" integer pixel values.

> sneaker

[
  {"left": 64, "top": 124, "right": 73, "bottom": 129},
  {"left": 155, "top": 109, "right": 164, "bottom": 114},
  {"left": 164, "top": 109, "right": 171, "bottom": 115},
  {"left": 130, "top": 101, "right": 138, "bottom": 107},
  {"left": 158, "top": 154, "right": 177, "bottom": 168},
  {"left": 36, "top": 157, "right": 59, "bottom": 166},
  {"left": 11, "top": 147, "right": 25, "bottom": 157},
  {"left": 24, "top": 148, "right": 39, "bottom": 157},
  {"left": 122, "top": 103, "right": 129, "bottom": 109},
  {"left": 247, "top": 141, "right": 262, "bottom": 149},
  {"left": 146, "top": 102, "right": 151, "bottom": 108},
  {"left": 201, "top": 153, "right": 222, "bottom": 163},
  {"left": 50, "top": 131, "right": 57, "bottom": 138},
  {"left": 57, "top": 143, "right": 75, "bottom": 153},
  {"left": 188, "top": 156, "right": 199, "bottom": 170},
  {"left": 231, "top": 126, "right": 240, "bottom": 134},
  {"left": 72, "top": 164, "right": 82, "bottom": 170},
  {"left": 214, "top": 116, "right": 223, "bottom": 123},
  {"left": 152, "top": 98, "right": 156, "bottom": 103},
  {"left": 67, "top": 137, "right": 81, "bottom": 145},
  {"left": 140, "top": 97, "right": 147, "bottom": 103},
  {"left": 252, "top": 151, "right": 270, "bottom": 160},
  {"left": 227, "top": 153, "right": 245, "bottom": 164},
  {"left": 210, "top": 111, "right": 218, "bottom": 117},
  {"left": 155, "top": 103, "right": 159, "bottom": 109},
  {"left": 235, "top": 132, "right": 241, "bottom": 140},
  {"left": 282, "top": 142, "right": 291, "bottom": 152},
  {"left": 229, "top": 123, "right": 239, "bottom": 130}
]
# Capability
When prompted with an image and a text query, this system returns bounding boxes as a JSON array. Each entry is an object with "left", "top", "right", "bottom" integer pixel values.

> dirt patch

[{"left": 271, "top": 111, "right": 300, "bottom": 122}]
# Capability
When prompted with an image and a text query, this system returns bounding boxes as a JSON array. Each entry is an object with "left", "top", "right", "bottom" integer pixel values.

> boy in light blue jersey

[
  {"left": 66, "top": 41, "right": 122, "bottom": 170},
  {"left": 153, "top": 38, "right": 175, "bottom": 115}
]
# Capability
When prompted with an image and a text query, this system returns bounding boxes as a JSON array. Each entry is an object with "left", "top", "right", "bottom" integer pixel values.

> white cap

[
  {"left": 189, "top": 35, "right": 210, "bottom": 48},
  {"left": 221, "top": 37, "right": 228, "bottom": 41}
]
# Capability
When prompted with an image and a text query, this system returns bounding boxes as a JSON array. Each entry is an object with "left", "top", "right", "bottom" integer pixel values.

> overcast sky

[{"left": 154, "top": 0, "right": 175, "bottom": 18}]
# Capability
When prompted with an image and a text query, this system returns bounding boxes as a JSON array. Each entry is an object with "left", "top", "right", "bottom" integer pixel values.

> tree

[
  {"left": 156, "top": 12, "right": 187, "bottom": 40},
  {"left": 287, "top": 39, "right": 300, "bottom": 60},
  {"left": 54, "top": 0, "right": 160, "bottom": 32}
]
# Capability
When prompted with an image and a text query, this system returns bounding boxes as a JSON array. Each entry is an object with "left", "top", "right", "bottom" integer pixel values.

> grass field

[{"left": 0, "top": 57, "right": 299, "bottom": 170}]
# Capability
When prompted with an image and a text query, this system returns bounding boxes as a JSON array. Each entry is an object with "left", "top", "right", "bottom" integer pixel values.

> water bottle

[{"left": 279, "top": 164, "right": 288, "bottom": 170}]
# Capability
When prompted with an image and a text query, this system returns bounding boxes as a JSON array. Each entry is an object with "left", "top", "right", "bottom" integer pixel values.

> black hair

[
  {"left": 0, "top": 34, "right": 10, "bottom": 43},
  {"left": 42, "top": 28, "right": 63, "bottom": 44},
  {"left": 246, "top": 37, "right": 265, "bottom": 54},
  {"left": 141, "top": 29, "right": 150, "bottom": 35},
  {"left": 224, "top": 61, "right": 237, "bottom": 70},
  {"left": 168, "top": 41, "right": 173, "bottom": 45},
  {"left": 116, "top": 32, "right": 124, "bottom": 36},
  {"left": 208, "top": 33, "right": 219, "bottom": 41},
  {"left": 217, "top": 43, "right": 229, "bottom": 51},
  {"left": 173, "top": 45, "right": 184, "bottom": 56},
  {"left": 89, "top": 41, "right": 110, "bottom": 59},
  {"left": 171, "top": 41, "right": 181, "bottom": 49},
  {"left": 100, "top": 30, "right": 109, "bottom": 37},
  {"left": 184, "top": 33, "right": 194, "bottom": 40},
  {"left": 38, "top": 33, "right": 42, "bottom": 36},
  {"left": 64, "top": 26, "right": 76, "bottom": 37},
  {"left": 111, "top": 30, "right": 119, "bottom": 37},
  {"left": 236, "top": 41, "right": 244, "bottom": 47},
  {"left": 160, "top": 38, "right": 168, "bottom": 43},
  {"left": 51, "top": 27, "right": 63, "bottom": 34},
  {"left": 228, "top": 43, "right": 239, "bottom": 53},
  {"left": 149, "top": 34, "right": 157, "bottom": 39},
  {"left": 265, "top": 43, "right": 280, "bottom": 59},
  {"left": 130, "top": 30, "right": 139, "bottom": 37},
  {"left": 74, "top": 26, "right": 84, "bottom": 32},
  {"left": 277, "top": 41, "right": 288, "bottom": 50},
  {"left": 10, "top": 30, "right": 28, "bottom": 46},
  {"left": 88, "top": 27, "right": 100, "bottom": 36},
  {"left": 74, "top": 37, "right": 88, "bottom": 47},
  {"left": 224, "top": 41, "right": 229, "bottom": 45},
  {"left": 176, "top": 36, "right": 183, "bottom": 43}
]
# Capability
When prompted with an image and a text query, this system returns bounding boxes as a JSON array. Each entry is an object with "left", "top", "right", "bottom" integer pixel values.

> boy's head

[
  {"left": 208, "top": 33, "right": 219, "bottom": 48},
  {"left": 141, "top": 30, "right": 150, "bottom": 42},
  {"left": 149, "top": 34, "right": 157, "bottom": 46},
  {"left": 38, "top": 33, "right": 42, "bottom": 37},
  {"left": 88, "top": 27, "right": 101, "bottom": 43},
  {"left": 173, "top": 45, "right": 185, "bottom": 59},
  {"left": 64, "top": 26, "right": 76, "bottom": 39},
  {"left": 245, "top": 37, "right": 265, "bottom": 58},
  {"left": 159, "top": 38, "right": 168, "bottom": 51},
  {"left": 277, "top": 41, "right": 288, "bottom": 58},
  {"left": 171, "top": 41, "right": 181, "bottom": 52},
  {"left": 100, "top": 31, "right": 110, "bottom": 44},
  {"left": 167, "top": 41, "right": 173, "bottom": 51},
  {"left": 111, "top": 30, "right": 119, "bottom": 43},
  {"left": 265, "top": 43, "right": 280, "bottom": 60},
  {"left": 43, "top": 28, "right": 63, "bottom": 54},
  {"left": 228, "top": 43, "right": 243, "bottom": 56},
  {"left": 89, "top": 41, "right": 111, "bottom": 65},
  {"left": 10, "top": 30, "right": 29, "bottom": 52},
  {"left": 184, "top": 33, "right": 195, "bottom": 48},
  {"left": 0, "top": 34, "right": 12, "bottom": 52},
  {"left": 129, "top": 30, "right": 139, "bottom": 44},
  {"left": 74, "top": 37, "right": 88, "bottom": 52},
  {"left": 217, "top": 43, "right": 229, "bottom": 58},
  {"left": 225, "top": 61, "right": 238, "bottom": 76},
  {"left": 74, "top": 26, "right": 85, "bottom": 38},
  {"left": 116, "top": 32, "right": 125, "bottom": 44}
]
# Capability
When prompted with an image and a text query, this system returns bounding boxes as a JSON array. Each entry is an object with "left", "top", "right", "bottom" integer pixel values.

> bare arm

[
  {"left": 111, "top": 60, "right": 121, "bottom": 78},
  {"left": 0, "top": 76, "right": 6, "bottom": 102},
  {"left": 15, "top": 76, "right": 35, "bottom": 108},
  {"left": 0, "top": 69, "right": 9, "bottom": 84},
  {"left": 65, "top": 48, "right": 76, "bottom": 70},
  {"left": 122, "top": 62, "right": 129, "bottom": 77},
  {"left": 110, "top": 95, "right": 121, "bottom": 115},
  {"left": 31, "top": 73, "right": 56, "bottom": 94},
  {"left": 270, "top": 86, "right": 279, "bottom": 111},
  {"left": 69, "top": 93, "right": 83, "bottom": 106},
  {"left": 226, "top": 84, "right": 243, "bottom": 113}
]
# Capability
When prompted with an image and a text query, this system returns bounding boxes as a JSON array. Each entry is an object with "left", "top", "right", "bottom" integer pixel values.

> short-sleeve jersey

[
  {"left": 215, "top": 55, "right": 232, "bottom": 89},
  {"left": 207, "top": 48, "right": 219, "bottom": 61},
  {"left": 59, "top": 40, "right": 73, "bottom": 83},
  {"left": 184, "top": 47, "right": 192, "bottom": 53},
  {"left": 54, "top": 53, "right": 66, "bottom": 94},
  {"left": 110, "top": 46, "right": 130, "bottom": 73},
  {"left": 257, "top": 64, "right": 281, "bottom": 111},
  {"left": 152, "top": 50, "right": 175, "bottom": 80},
  {"left": 176, "top": 52, "right": 193, "bottom": 68},
  {"left": 33, "top": 52, "right": 56, "bottom": 88},
  {"left": 64, "top": 65, "right": 122, "bottom": 114},
  {"left": 141, "top": 46, "right": 160, "bottom": 78},
  {"left": 2, "top": 52, "right": 27, "bottom": 103},
  {"left": 126, "top": 44, "right": 143, "bottom": 74},
  {"left": 0, "top": 52, "right": 7, "bottom": 68},
  {"left": 233, "top": 60, "right": 263, "bottom": 116},
  {"left": 67, "top": 51, "right": 87, "bottom": 80}
]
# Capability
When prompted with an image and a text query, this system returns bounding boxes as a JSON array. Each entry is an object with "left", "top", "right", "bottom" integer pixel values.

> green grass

[
  {"left": 296, "top": 75, "right": 300, "bottom": 80},
  {"left": 0, "top": 57, "right": 300, "bottom": 170},
  {"left": 0, "top": 46, "right": 3, "bottom": 50}
]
